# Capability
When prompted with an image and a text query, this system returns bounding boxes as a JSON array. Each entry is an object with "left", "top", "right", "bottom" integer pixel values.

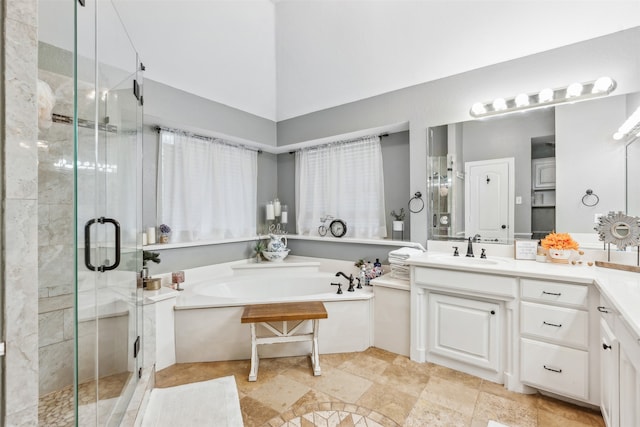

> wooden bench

[{"left": 240, "top": 301, "right": 328, "bottom": 381}]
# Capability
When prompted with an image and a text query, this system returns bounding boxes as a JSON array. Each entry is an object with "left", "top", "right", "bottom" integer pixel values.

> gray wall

[
  {"left": 144, "top": 79, "right": 277, "bottom": 147},
  {"left": 556, "top": 95, "right": 627, "bottom": 232},
  {"left": 381, "top": 131, "right": 411, "bottom": 239}
]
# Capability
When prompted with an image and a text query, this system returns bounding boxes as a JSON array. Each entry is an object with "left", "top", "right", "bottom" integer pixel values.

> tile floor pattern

[
  {"left": 155, "top": 347, "right": 605, "bottom": 427},
  {"left": 38, "top": 371, "right": 131, "bottom": 426}
]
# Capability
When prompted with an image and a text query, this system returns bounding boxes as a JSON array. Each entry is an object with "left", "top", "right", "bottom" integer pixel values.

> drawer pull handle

[
  {"left": 543, "top": 365, "right": 562, "bottom": 373},
  {"left": 597, "top": 306, "right": 610, "bottom": 313},
  {"left": 543, "top": 321, "right": 562, "bottom": 328},
  {"left": 542, "top": 291, "right": 561, "bottom": 296},
  {"left": 603, "top": 343, "right": 612, "bottom": 350}
]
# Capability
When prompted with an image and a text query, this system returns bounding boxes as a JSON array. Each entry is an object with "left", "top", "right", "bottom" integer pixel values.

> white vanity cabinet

[
  {"left": 599, "top": 292, "right": 640, "bottom": 427},
  {"left": 429, "top": 293, "right": 500, "bottom": 372},
  {"left": 519, "top": 278, "right": 597, "bottom": 403},
  {"left": 411, "top": 266, "right": 517, "bottom": 384}
]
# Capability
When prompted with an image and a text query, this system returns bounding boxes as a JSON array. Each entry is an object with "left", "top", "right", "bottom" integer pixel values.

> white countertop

[{"left": 407, "top": 251, "right": 640, "bottom": 340}]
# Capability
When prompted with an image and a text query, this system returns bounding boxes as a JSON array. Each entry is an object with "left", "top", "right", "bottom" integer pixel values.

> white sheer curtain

[
  {"left": 158, "top": 130, "right": 257, "bottom": 241},
  {"left": 295, "top": 136, "right": 387, "bottom": 238}
]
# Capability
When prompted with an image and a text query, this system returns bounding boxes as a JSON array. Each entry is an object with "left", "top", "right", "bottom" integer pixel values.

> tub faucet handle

[
  {"left": 480, "top": 248, "right": 487, "bottom": 259},
  {"left": 355, "top": 277, "right": 362, "bottom": 289},
  {"left": 331, "top": 282, "right": 343, "bottom": 294},
  {"left": 452, "top": 246, "right": 459, "bottom": 257}
]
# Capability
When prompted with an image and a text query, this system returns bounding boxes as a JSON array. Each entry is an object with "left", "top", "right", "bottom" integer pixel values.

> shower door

[{"left": 76, "top": 0, "right": 143, "bottom": 425}]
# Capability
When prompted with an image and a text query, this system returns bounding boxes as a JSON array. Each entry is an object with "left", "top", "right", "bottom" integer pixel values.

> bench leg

[
  {"left": 248, "top": 323, "right": 259, "bottom": 381},
  {"left": 311, "top": 319, "right": 321, "bottom": 376}
]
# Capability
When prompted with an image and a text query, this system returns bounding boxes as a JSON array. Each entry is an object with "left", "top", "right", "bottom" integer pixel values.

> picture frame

[{"left": 514, "top": 240, "right": 538, "bottom": 260}]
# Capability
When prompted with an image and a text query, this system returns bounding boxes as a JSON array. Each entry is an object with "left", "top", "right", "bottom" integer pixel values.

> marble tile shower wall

[
  {"left": 4, "top": 0, "right": 40, "bottom": 423},
  {"left": 37, "top": 69, "right": 99, "bottom": 395},
  {"left": 37, "top": 69, "right": 75, "bottom": 396}
]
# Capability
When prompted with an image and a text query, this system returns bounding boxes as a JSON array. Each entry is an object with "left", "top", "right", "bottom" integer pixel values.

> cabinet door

[
  {"left": 429, "top": 293, "right": 500, "bottom": 372},
  {"left": 533, "top": 158, "right": 556, "bottom": 189},
  {"left": 600, "top": 319, "right": 619, "bottom": 427},
  {"left": 619, "top": 346, "right": 640, "bottom": 427}
]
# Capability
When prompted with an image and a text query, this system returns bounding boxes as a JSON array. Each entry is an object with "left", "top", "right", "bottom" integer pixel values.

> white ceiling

[{"left": 47, "top": 1, "right": 640, "bottom": 122}]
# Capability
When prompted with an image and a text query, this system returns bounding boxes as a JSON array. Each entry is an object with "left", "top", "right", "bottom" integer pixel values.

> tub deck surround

[
  {"left": 173, "top": 259, "right": 374, "bottom": 363},
  {"left": 241, "top": 301, "right": 328, "bottom": 381}
]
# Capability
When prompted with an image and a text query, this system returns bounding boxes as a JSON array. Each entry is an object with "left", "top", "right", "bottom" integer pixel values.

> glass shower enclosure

[{"left": 37, "top": 0, "right": 143, "bottom": 425}]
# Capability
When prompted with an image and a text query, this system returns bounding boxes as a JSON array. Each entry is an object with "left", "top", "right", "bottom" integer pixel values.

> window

[
  {"left": 158, "top": 129, "right": 257, "bottom": 242},
  {"left": 295, "top": 136, "right": 387, "bottom": 238}
]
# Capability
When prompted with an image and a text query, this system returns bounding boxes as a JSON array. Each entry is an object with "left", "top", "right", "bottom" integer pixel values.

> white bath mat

[{"left": 141, "top": 376, "right": 243, "bottom": 426}]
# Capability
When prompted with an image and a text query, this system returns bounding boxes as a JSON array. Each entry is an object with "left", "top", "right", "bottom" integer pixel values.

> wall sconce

[
  {"left": 613, "top": 106, "right": 640, "bottom": 141},
  {"left": 470, "top": 77, "right": 616, "bottom": 119}
]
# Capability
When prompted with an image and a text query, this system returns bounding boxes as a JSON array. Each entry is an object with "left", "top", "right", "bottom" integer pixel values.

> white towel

[{"left": 388, "top": 247, "right": 424, "bottom": 258}]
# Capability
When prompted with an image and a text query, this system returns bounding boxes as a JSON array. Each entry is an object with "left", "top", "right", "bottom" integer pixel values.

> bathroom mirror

[{"left": 427, "top": 91, "right": 640, "bottom": 245}]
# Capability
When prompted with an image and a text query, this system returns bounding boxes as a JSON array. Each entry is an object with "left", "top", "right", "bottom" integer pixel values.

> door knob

[{"left": 501, "top": 225, "right": 507, "bottom": 229}]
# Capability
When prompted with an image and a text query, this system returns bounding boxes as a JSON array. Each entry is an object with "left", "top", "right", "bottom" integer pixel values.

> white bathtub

[{"left": 174, "top": 270, "right": 374, "bottom": 363}]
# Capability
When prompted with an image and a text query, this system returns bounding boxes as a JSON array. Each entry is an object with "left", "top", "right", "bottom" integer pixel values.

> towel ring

[
  {"left": 408, "top": 191, "right": 425, "bottom": 213},
  {"left": 582, "top": 189, "right": 599, "bottom": 207}
]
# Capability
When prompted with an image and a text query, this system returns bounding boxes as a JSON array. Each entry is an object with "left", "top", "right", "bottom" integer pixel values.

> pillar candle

[
  {"left": 274, "top": 199, "right": 281, "bottom": 217},
  {"left": 281, "top": 205, "right": 288, "bottom": 224},
  {"left": 142, "top": 232, "right": 148, "bottom": 246},
  {"left": 266, "top": 202, "right": 275, "bottom": 221},
  {"left": 147, "top": 227, "right": 156, "bottom": 244}
]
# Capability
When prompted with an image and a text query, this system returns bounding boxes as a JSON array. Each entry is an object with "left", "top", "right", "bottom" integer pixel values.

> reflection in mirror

[
  {"left": 428, "top": 92, "right": 640, "bottom": 246},
  {"left": 613, "top": 223, "right": 630, "bottom": 238}
]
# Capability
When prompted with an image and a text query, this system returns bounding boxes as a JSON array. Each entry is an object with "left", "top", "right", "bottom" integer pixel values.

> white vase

[
  {"left": 548, "top": 249, "right": 571, "bottom": 264},
  {"left": 393, "top": 221, "right": 404, "bottom": 231}
]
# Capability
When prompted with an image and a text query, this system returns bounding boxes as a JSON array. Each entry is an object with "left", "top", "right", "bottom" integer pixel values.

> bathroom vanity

[{"left": 406, "top": 251, "right": 640, "bottom": 420}]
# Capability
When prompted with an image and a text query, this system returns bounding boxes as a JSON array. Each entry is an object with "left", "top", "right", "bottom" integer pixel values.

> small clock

[{"left": 329, "top": 219, "right": 347, "bottom": 238}]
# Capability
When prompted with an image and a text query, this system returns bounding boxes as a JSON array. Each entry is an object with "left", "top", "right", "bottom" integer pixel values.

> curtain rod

[
  {"left": 155, "top": 125, "right": 262, "bottom": 153},
  {"left": 287, "top": 132, "right": 389, "bottom": 154}
]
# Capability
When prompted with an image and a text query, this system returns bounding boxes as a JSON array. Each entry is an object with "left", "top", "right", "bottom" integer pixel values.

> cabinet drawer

[
  {"left": 414, "top": 267, "right": 517, "bottom": 298},
  {"left": 521, "top": 302, "right": 588, "bottom": 348},
  {"left": 521, "top": 279, "right": 588, "bottom": 308},
  {"left": 521, "top": 338, "right": 589, "bottom": 400}
]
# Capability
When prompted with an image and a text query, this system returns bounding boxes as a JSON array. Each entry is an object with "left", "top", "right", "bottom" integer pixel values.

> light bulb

[
  {"left": 566, "top": 82, "right": 583, "bottom": 98},
  {"left": 515, "top": 93, "right": 529, "bottom": 107},
  {"left": 471, "top": 102, "right": 487, "bottom": 115},
  {"left": 613, "top": 132, "right": 624, "bottom": 140},
  {"left": 593, "top": 76, "right": 614, "bottom": 93},
  {"left": 492, "top": 98, "right": 507, "bottom": 111},
  {"left": 539, "top": 88, "right": 554, "bottom": 103}
]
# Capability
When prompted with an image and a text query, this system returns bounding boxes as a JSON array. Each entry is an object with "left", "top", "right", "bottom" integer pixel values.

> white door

[{"left": 465, "top": 158, "right": 514, "bottom": 243}]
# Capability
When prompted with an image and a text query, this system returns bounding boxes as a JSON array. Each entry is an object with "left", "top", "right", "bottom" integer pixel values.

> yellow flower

[{"left": 540, "top": 232, "right": 579, "bottom": 250}]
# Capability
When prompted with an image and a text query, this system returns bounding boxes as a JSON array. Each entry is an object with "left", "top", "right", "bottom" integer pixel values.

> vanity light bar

[
  {"left": 469, "top": 77, "right": 616, "bottom": 119},
  {"left": 613, "top": 106, "right": 640, "bottom": 141}
]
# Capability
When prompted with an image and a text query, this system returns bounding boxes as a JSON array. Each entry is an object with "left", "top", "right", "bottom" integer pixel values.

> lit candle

[
  {"left": 266, "top": 202, "right": 275, "bottom": 221},
  {"left": 274, "top": 198, "right": 281, "bottom": 217}
]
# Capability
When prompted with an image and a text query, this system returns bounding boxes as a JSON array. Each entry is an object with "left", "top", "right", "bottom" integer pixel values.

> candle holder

[{"left": 264, "top": 199, "right": 288, "bottom": 235}]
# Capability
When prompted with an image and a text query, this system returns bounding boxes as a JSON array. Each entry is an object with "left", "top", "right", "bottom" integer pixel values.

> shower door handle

[{"left": 84, "top": 217, "right": 121, "bottom": 272}]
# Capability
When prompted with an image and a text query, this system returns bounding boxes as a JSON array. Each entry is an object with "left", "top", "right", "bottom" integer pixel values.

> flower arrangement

[
  {"left": 159, "top": 224, "right": 171, "bottom": 235},
  {"left": 540, "top": 232, "right": 579, "bottom": 250},
  {"left": 142, "top": 250, "right": 161, "bottom": 267},
  {"left": 390, "top": 208, "right": 406, "bottom": 221}
]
